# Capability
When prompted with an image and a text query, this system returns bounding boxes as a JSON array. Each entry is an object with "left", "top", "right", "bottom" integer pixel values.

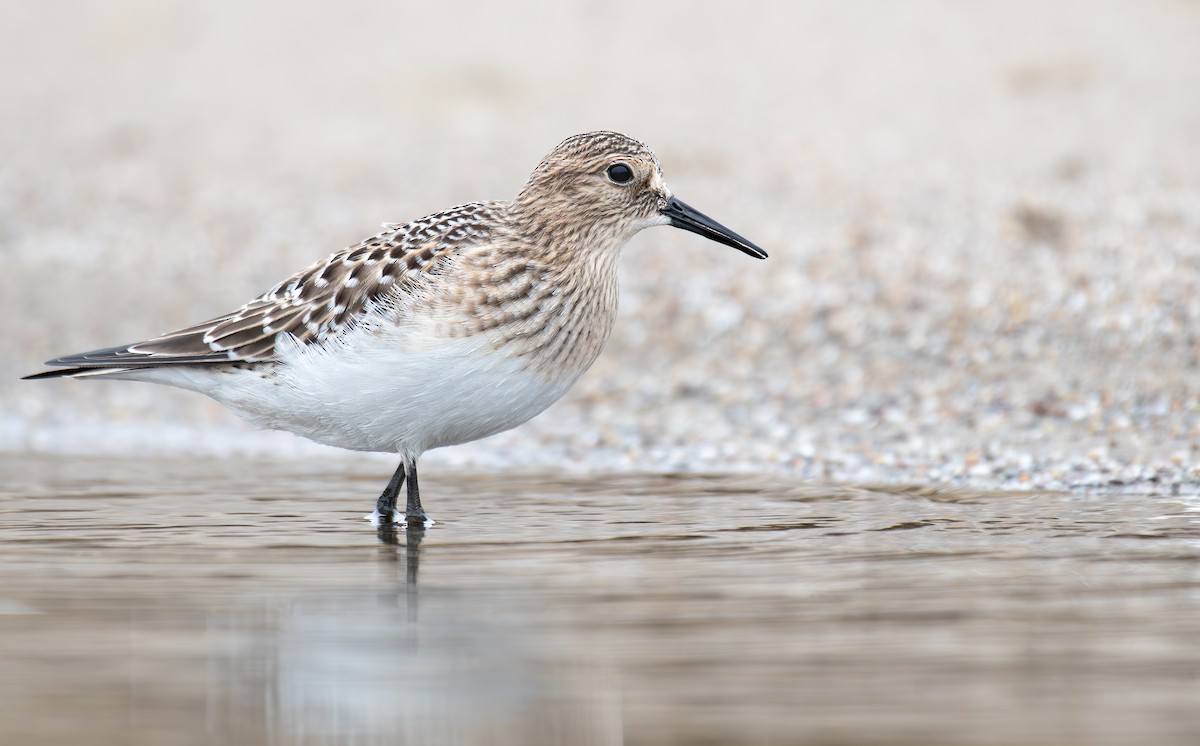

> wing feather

[{"left": 25, "top": 201, "right": 501, "bottom": 377}]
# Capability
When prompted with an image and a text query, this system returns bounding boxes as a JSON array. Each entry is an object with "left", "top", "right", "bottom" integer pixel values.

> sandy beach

[{"left": 3, "top": 0, "right": 1199, "bottom": 492}]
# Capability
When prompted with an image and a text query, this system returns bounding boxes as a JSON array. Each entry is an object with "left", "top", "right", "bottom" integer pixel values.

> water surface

[{"left": 1, "top": 455, "right": 1198, "bottom": 745}]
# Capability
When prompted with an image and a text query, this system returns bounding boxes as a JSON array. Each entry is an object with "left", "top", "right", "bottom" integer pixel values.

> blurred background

[{"left": 3, "top": 0, "right": 1199, "bottom": 488}]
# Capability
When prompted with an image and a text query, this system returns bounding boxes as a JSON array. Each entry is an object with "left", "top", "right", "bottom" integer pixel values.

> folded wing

[{"left": 24, "top": 202, "right": 499, "bottom": 380}]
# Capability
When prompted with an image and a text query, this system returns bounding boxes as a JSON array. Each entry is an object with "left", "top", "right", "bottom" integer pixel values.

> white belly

[{"left": 123, "top": 324, "right": 585, "bottom": 456}]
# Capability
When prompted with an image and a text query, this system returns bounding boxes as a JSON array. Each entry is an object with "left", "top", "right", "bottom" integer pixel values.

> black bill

[{"left": 662, "top": 196, "right": 768, "bottom": 259}]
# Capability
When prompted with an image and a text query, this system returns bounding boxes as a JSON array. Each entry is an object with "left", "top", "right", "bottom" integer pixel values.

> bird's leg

[
  {"left": 375, "top": 459, "right": 407, "bottom": 523},
  {"left": 404, "top": 461, "right": 429, "bottom": 525}
]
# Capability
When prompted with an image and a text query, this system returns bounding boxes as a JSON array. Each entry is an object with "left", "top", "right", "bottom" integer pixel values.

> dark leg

[
  {"left": 405, "top": 460, "right": 429, "bottom": 525},
  {"left": 375, "top": 459, "right": 407, "bottom": 522}
]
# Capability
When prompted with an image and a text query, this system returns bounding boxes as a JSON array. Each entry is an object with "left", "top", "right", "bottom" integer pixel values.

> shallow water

[{"left": 1, "top": 455, "right": 1198, "bottom": 746}]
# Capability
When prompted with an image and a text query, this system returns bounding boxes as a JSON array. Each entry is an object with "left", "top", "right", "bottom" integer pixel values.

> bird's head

[{"left": 515, "top": 131, "right": 767, "bottom": 259}]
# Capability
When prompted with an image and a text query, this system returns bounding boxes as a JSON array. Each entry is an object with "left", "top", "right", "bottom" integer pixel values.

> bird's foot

[
  {"left": 405, "top": 511, "right": 436, "bottom": 528},
  {"left": 365, "top": 508, "right": 406, "bottom": 526},
  {"left": 365, "top": 509, "right": 434, "bottom": 528}
]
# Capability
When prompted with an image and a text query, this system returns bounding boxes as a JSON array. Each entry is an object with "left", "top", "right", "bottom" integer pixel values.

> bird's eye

[{"left": 606, "top": 163, "right": 634, "bottom": 184}]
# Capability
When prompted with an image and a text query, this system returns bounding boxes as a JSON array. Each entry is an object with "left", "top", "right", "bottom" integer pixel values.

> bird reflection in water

[{"left": 376, "top": 519, "right": 425, "bottom": 627}]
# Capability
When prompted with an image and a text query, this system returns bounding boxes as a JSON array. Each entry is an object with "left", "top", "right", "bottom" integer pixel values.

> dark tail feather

[
  {"left": 22, "top": 367, "right": 92, "bottom": 380},
  {"left": 23, "top": 341, "right": 232, "bottom": 381},
  {"left": 22, "top": 366, "right": 148, "bottom": 381}
]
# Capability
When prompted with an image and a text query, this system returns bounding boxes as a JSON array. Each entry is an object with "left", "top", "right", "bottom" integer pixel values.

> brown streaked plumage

[{"left": 24, "top": 131, "right": 767, "bottom": 527}]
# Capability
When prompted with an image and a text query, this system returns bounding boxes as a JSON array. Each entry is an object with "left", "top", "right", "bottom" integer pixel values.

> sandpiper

[{"left": 25, "top": 132, "right": 767, "bottom": 525}]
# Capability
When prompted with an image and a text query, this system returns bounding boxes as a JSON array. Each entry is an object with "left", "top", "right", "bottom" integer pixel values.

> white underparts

[{"left": 113, "top": 314, "right": 587, "bottom": 457}]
